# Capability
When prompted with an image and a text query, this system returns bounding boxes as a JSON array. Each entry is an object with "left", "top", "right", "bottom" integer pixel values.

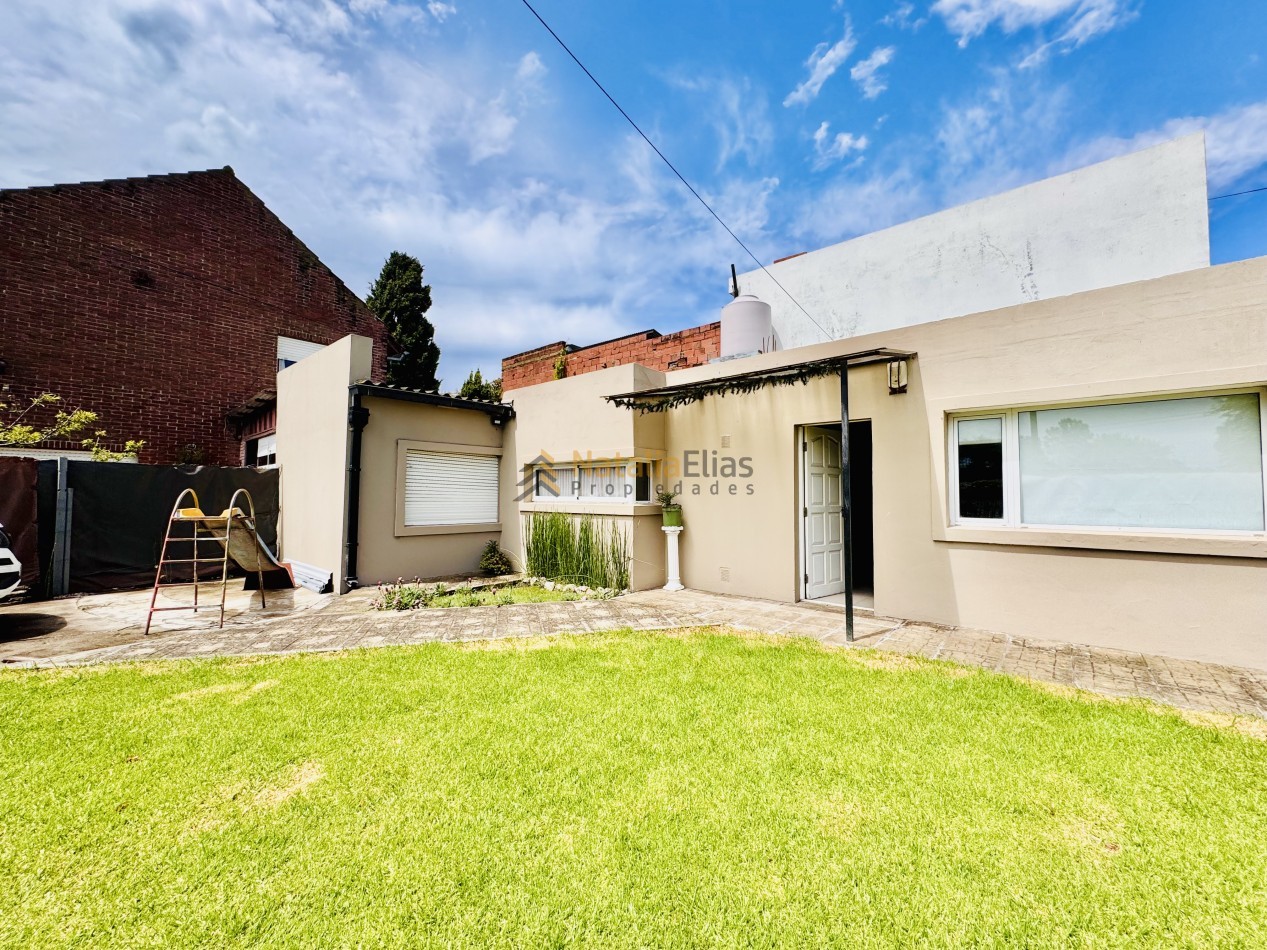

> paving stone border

[{"left": 8, "top": 589, "right": 1265, "bottom": 721}]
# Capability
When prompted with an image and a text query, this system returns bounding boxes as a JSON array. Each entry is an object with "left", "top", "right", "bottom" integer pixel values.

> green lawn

[{"left": 1, "top": 629, "right": 1264, "bottom": 947}]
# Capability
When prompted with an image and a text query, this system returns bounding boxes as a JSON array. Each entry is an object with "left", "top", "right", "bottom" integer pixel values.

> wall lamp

[{"left": 887, "top": 359, "right": 908, "bottom": 395}]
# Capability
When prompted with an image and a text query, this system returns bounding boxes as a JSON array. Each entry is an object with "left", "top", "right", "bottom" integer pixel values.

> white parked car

[{"left": 0, "top": 523, "right": 20, "bottom": 601}]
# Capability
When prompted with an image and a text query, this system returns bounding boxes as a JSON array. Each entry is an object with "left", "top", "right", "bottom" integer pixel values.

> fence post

[{"left": 52, "top": 457, "right": 73, "bottom": 597}]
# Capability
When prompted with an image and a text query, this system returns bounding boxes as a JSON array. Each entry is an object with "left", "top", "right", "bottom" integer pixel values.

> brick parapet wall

[
  {"left": 0, "top": 169, "right": 389, "bottom": 465},
  {"left": 502, "top": 322, "right": 721, "bottom": 391}
]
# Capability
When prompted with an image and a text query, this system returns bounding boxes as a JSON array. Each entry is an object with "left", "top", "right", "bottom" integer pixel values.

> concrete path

[{"left": 4, "top": 587, "right": 1264, "bottom": 721}]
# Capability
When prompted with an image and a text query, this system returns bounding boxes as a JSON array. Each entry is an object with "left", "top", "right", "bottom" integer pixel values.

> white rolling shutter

[
  {"left": 404, "top": 450, "right": 499, "bottom": 526},
  {"left": 277, "top": 336, "right": 326, "bottom": 368}
]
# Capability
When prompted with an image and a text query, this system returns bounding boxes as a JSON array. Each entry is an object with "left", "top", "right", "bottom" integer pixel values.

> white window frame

[
  {"left": 251, "top": 432, "right": 278, "bottom": 469},
  {"left": 948, "top": 388, "right": 1267, "bottom": 536},
  {"left": 948, "top": 412, "right": 1014, "bottom": 528},
  {"left": 530, "top": 461, "right": 651, "bottom": 504}
]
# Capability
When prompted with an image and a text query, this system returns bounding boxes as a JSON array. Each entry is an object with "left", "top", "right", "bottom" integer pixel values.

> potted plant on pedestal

[{"left": 657, "top": 489, "right": 682, "bottom": 527}]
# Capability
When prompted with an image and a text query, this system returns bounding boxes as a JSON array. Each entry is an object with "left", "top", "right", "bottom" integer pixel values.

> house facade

[
  {"left": 268, "top": 134, "right": 1264, "bottom": 671},
  {"left": 502, "top": 256, "right": 1267, "bottom": 670},
  {"left": 251, "top": 251, "right": 1267, "bottom": 670},
  {"left": 0, "top": 168, "right": 389, "bottom": 466}
]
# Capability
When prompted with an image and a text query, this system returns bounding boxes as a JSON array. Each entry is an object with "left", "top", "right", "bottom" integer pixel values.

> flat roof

[{"left": 352, "top": 381, "right": 515, "bottom": 422}]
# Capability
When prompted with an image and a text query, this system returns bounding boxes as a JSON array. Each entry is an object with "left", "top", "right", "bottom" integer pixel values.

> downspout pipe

[{"left": 345, "top": 391, "right": 370, "bottom": 590}]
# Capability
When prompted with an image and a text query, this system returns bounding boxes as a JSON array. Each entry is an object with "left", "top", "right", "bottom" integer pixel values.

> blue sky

[{"left": 2, "top": 0, "right": 1265, "bottom": 386}]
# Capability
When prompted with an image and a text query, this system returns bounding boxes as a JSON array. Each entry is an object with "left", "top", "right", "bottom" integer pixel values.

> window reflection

[{"left": 957, "top": 417, "right": 1003, "bottom": 519}]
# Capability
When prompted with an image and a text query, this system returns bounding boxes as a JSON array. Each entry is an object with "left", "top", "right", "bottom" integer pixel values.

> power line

[
  {"left": 1210, "top": 184, "right": 1267, "bottom": 201},
  {"left": 517, "top": 0, "right": 834, "bottom": 342}
]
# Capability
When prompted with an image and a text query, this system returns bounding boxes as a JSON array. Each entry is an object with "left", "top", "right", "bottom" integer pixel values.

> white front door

[{"left": 803, "top": 427, "right": 845, "bottom": 600}]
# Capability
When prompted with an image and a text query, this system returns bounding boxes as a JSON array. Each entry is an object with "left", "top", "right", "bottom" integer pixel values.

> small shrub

[
  {"left": 371, "top": 578, "right": 620, "bottom": 611},
  {"left": 479, "top": 540, "right": 514, "bottom": 576},
  {"left": 373, "top": 581, "right": 438, "bottom": 611}
]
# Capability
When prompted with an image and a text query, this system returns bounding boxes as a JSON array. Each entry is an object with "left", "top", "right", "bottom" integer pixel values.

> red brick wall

[
  {"left": 502, "top": 323, "right": 720, "bottom": 391},
  {"left": 0, "top": 169, "right": 388, "bottom": 466}
]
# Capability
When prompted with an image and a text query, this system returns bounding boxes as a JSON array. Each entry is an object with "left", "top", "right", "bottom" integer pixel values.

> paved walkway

[{"left": 6, "top": 588, "right": 1265, "bottom": 720}]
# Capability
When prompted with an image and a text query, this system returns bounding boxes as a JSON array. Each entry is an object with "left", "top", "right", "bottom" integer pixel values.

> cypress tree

[{"left": 367, "top": 251, "right": 441, "bottom": 391}]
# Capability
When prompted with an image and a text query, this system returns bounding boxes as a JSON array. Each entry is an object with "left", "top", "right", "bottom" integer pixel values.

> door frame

[
  {"left": 797, "top": 419, "right": 872, "bottom": 604},
  {"left": 799, "top": 424, "right": 844, "bottom": 601}
]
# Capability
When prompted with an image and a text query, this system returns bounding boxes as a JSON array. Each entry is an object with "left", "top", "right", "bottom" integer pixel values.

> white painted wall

[{"left": 738, "top": 134, "right": 1211, "bottom": 350}]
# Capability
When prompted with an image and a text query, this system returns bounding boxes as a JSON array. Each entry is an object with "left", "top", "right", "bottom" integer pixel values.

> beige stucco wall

[
  {"left": 354, "top": 395, "right": 506, "bottom": 585},
  {"left": 678, "top": 257, "right": 1267, "bottom": 669},
  {"left": 517, "top": 257, "right": 1267, "bottom": 669},
  {"left": 502, "top": 364, "right": 668, "bottom": 589},
  {"left": 276, "top": 334, "right": 372, "bottom": 592}
]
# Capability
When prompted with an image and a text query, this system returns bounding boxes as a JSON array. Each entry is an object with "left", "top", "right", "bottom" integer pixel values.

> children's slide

[{"left": 173, "top": 505, "right": 296, "bottom": 590}]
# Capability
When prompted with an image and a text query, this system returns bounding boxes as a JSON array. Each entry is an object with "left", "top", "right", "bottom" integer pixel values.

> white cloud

[
  {"left": 463, "top": 94, "right": 518, "bottom": 163},
  {"left": 811, "top": 122, "right": 868, "bottom": 170},
  {"left": 850, "top": 46, "right": 895, "bottom": 99},
  {"left": 882, "top": 2, "right": 926, "bottom": 30},
  {"left": 426, "top": 1, "right": 456, "bottom": 22},
  {"left": 793, "top": 165, "right": 929, "bottom": 242},
  {"left": 783, "top": 21, "right": 857, "bottom": 107},
  {"left": 515, "top": 51, "right": 546, "bottom": 83},
  {"left": 932, "top": 0, "right": 1135, "bottom": 52},
  {"left": 669, "top": 74, "right": 773, "bottom": 170},
  {"left": 1059, "top": 100, "right": 1267, "bottom": 191},
  {"left": 933, "top": 67, "right": 1072, "bottom": 202},
  {"left": 165, "top": 104, "right": 259, "bottom": 155}
]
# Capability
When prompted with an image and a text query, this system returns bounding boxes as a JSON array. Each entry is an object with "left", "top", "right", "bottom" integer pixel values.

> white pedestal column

[{"left": 662, "top": 525, "right": 684, "bottom": 592}]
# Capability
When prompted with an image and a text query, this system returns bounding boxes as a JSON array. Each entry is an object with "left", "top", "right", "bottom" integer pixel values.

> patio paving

[{"left": 3, "top": 587, "right": 1265, "bottom": 721}]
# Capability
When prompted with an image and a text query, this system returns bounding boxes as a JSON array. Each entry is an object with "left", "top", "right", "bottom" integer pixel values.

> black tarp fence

[
  {"left": 23, "top": 461, "right": 280, "bottom": 596},
  {"left": 0, "top": 457, "right": 40, "bottom": 590}
]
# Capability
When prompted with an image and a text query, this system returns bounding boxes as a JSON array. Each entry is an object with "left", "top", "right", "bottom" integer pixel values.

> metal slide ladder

[{"left": 144, "top": 488, "right": 268, "bottom": 636}]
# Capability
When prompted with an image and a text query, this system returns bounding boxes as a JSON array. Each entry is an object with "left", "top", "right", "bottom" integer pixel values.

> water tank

[{"left": 721, "top": 294, "right": 774, "bottom": 358}]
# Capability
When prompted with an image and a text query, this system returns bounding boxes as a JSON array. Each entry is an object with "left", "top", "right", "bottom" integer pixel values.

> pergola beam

[{"left": 605, "top": 348, "right": 915, "bottom": 412}]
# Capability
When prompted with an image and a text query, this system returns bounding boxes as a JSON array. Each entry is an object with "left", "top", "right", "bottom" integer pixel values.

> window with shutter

[
  {"left": 530, "top": 461, "right": 651, "bottom": 503},
  {"left": 404, "top": 450, "right": 499, "bottom": 526},
  {"left": 277, "top": 336, "right": 326, "bottom": 370}
]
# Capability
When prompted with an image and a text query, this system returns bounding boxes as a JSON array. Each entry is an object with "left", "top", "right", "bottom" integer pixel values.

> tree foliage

[
  {"left": 458, "top": 369, "right": 502, "bottom": 403},
  {"left": 366, "top": 251, "right": 441, "bottom": 392},
  {"left": 0, "top": 393, "right": 144, "bottom": 461}
]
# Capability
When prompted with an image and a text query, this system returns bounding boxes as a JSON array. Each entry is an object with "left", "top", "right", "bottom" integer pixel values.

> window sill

[
  {"left": 519, "top": 501, "right": 662, "bottom": 517},
  {"left": 937, "top": 524, "right": 1267, "bottom": 559},
  {"left": 395, "top": 522, "right": 501, "bottom": 538}
]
